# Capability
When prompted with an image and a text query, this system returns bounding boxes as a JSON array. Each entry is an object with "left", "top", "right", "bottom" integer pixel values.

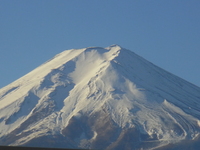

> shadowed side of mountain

[
  {"left": 0, "top": 146, "right": 85, "bottom": 150},
  {"left": 20, "top": 108, "right": 165, "bottom": 150},
  {"left": 152, "top": 134, "right": 200, "bottom": 150}
]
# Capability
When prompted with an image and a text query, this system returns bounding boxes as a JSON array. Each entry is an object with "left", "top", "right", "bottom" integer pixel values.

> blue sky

[{"left": 0, "top": 0, "right": 200, "bottom": 88}]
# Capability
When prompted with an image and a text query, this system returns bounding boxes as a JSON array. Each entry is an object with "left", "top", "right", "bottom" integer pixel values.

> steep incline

[{"left": 0, "top": 45, "right": 200, "bottom": 150}]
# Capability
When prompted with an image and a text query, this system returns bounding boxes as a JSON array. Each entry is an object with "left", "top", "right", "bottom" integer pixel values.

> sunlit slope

[{"left": 0, "top": 45, "right": 200, "bottom": 150}]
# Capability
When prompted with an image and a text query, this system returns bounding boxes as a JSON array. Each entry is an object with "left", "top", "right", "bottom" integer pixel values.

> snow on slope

[{"left": 0, "top": 45, "right": 200, "bottom": 149}]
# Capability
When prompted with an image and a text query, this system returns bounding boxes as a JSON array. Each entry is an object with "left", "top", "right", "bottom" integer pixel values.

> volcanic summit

[{"left": 0, "top": 45, "right": 200, "bottom": 150}]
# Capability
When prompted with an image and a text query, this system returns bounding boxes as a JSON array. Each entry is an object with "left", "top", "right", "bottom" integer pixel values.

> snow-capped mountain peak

[{"left": 0, "top": 45, "right": 200, "bottom": 150}]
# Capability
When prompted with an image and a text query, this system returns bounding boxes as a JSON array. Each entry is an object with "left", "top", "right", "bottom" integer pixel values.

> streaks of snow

[{"left": 0, "top": 45, "right": 200, "bottom": 147}]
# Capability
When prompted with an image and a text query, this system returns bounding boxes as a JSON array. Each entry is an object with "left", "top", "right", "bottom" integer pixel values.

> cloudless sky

[{"left": 0, "top": 0, "right": 200, "bottom": 88}]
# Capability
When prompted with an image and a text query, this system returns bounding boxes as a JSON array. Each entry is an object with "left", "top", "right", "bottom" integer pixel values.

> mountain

[{"left": 0, "top": 45, "right": 200, "bottom": 150}]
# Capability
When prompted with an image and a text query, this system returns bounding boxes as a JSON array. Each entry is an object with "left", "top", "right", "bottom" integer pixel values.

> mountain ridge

[{"left": 0, "top": 45, "right": 200, "bottom": 150}]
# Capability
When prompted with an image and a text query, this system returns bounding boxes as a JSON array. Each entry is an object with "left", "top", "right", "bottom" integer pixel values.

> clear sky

[{"left": 0, "top": 0, "right": 200, "bottom": 88}]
